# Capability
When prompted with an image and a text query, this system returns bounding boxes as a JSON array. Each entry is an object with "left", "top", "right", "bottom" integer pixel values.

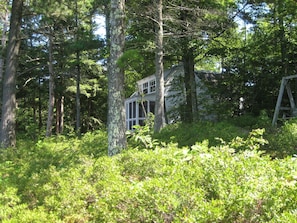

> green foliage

[
  {"left": 221, "top": 128, "right": 268, "bottom": 151},
  {"left": 127, "top": 113, "right": 159, "bottom": 149},
  {"left": 2, "top": 121, "right": 297, "bottom": 222},
  {"left": 16, "top": 108, "right": 41, "bottom": 141},
  {"left": 227, "top": 111, "right": 271, "bottom": 129},
  {"left": 265, "top": 119, "right": 297, "bottom": 157},
  {"left": 154, "top": 120, "right": 249, "bottom": 148}
]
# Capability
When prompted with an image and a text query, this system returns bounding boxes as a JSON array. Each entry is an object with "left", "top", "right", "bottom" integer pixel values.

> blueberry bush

[{"left": 1, "top": 120, "right": 297, "bottom": 222}]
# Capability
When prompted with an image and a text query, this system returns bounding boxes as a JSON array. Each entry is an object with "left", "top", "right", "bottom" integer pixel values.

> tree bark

[
  {"left": 107, "top": 0, "right": 127, "bottom": 156},
  {"left": 0, "top": 3, "right": 9, "bottom": 115},
  {"left": 154, "top": 0, "right": 166, "bottom": 132},
  {"left": 55, "top": 96, "right": 64, "bottom": 134},
  {"left": 182, "top": 47, "right": 196, "bottom": 123},
  {"left": 38, "top": 77, "right": 42, "bottom": 131},
  {"left": 75, "top": 0, "right": 81, "bottom": 136},
  {"left": 179, "top": 4, "right": 198, "bottom": 123},
  {"left": 0, "top": 0, "right": 23, "bottom": 148},
  {"left": 45, "top": 30, "right": 55, "bottom": 137},
  {"left": 0, "top": 4, "right": 9, "bottom": 84},
  {"left": 76, "top": 50, "right": 81, "bottom": 136}
]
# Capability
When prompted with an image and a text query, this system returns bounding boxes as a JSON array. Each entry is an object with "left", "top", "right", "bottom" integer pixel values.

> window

[
  {"left": 142, "top": 82, "right": 148, "bottom": 94},
  {"left": 125, "top": 99, "right": 156, "bottom": 130},
  {"left": 149, "top": 101, "right": 155, "bottom": 113},
  {"left": 126, "top": 100, "right": 138, "bottom": 130},
  {"left": 139, "top": 102, "right": 146, "bottom": 118},
  {"left": 140, "top": 78, "right": 156, "bottom": 94},
  {"left": 150, "top": 80, "right": 156, "bottom": 93},
  {"left": 132, "top": 101, "right": 136, "bottom": 118}
]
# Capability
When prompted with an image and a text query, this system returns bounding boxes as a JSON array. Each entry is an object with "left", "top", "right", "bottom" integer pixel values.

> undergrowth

[{"left": 1, "top": 117, "right": 297, "bottom": 222}]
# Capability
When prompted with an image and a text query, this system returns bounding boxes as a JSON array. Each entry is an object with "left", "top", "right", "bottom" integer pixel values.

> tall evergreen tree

[
  {"left": 154, "top": 0, "right": 166, "bottom": 132},
  {"left": 107, "top": 0, "right": 127, "bottom": 155},
  {"left": 165, "top": 0, "right": 236, "bottom": 122},
  {"left": 0, "top": 0, "right": 9, "bottom": 84},
  {"left": 45, "top": 28, "right": 55, "bottom": 137},
  {"left": 22, "top": 0, "right": 104, "bottom": 136},
  {"left": 0, "top": 0, "right": 23, "bottom": 148}
]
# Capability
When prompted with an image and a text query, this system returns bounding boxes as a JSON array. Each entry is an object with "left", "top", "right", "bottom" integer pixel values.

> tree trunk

[
  {"left": 38, "top": 77, "right": 42, "bottom": 131},
  {"left": 107, "top": 0, "right": 127, "bottom": 156},
  {"left": 189, "top": 49, "right": 198, "bottom": 122},
  {"left": 182, "top": 47, "right": 197, "bottom": 123},
  {"left": 45, "top": 30, "right": 55, "bottom": 137},
  {"left": 0, "top": 3, "right": 9, "bottom": 117},
  {"left": 75, "top": 0, "right": 81, "bottom": 136},
  {"left": 154, "top": 0, "right": 166, "bottom": 132},
  {"left": 76, "top": 51, "right": 81, "bottom": 136},
  {"left": 0, "top": 4, "right": 9, "bottom": 85},
  {"left": 55, "top": 96, "right": 64, "bottom": 134},
  {"left": 0, "top": 0, "right": 22, "bottom": 148},
  {"left": 179, "top": 4, "right": 198, "bottom": 123}
]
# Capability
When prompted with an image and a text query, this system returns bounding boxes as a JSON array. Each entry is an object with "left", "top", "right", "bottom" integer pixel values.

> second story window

[
  {"left": 150, "top": 80, "right": 156, "bottom": 93},
  {"left": 139, "top": 78, "right": 156, "bottom": 95},
  {"left": 143, "top": 82, "right": 148, "bottom": 94}
]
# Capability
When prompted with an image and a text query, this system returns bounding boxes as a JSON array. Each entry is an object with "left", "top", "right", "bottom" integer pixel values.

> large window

[{"left": 126, "top": 99, "right": 155, "bottom": 130}]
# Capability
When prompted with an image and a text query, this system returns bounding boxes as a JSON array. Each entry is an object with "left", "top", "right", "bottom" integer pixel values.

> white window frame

[
  {"left": 125, "top": 98, "right": 139, "bottom": 130},
  {"left": 149, "top": 79, "right": 156, "bottom": 93},
  {"left": 125, "top": 98, "right": 155, "bottom": 130},
  {"left": 138, "top": 77, "right": 156, "bottom": 95},
  {"left": 142, "top": 82, "right": 149, "bottom": 94}
]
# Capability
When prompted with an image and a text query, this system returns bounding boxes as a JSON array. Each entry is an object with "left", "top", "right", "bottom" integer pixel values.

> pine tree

[
  {"left": 0, "top": 0, "right": 23, "bottom": 148},
  {"left": 107, "top": 0, "right": 127, "bottom": 155}
]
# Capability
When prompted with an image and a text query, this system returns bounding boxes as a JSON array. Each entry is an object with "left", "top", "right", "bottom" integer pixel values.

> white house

[{"left": 125, "top": 63, "right": 218, "bottom": 130}]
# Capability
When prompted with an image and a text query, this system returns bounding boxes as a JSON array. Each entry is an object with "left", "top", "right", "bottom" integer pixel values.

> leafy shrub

[
  {"left": 126, "top": 113, "right": 159, "bottom": 150},
  {"left": 154, "top": 120, "right": 248, "bottom": 147},
  {"left": 227, "top": 111, "right": 271, "bottom": 129},
  {"left": 265, "top": 119, "right": 297, "bottom": 157},
  {"left": 223, "top": 128, "right": 268, "bottom": 151},
  {"left": 79, "top": 130, "right": 108, "bottom": 157},
  {"left": 1, "top": 127, "right": 297, "bottom": 222}
]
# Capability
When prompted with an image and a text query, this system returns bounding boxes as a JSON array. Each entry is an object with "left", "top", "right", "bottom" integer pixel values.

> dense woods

[{"left": 0, "top": 0, "right": 296, "bottom": 149}]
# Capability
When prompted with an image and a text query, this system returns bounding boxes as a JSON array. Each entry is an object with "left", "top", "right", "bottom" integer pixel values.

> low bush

[
  {"left": 1, "top": 127, "right": 297, "bottom": 222},
  {"left": 264, "top": 118, "right": 297, "bottom": 157},
  {"left": 153, "top": 121, "right": 249, "bottom": 148}
]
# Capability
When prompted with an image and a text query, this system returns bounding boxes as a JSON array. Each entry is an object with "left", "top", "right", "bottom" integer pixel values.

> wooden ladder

[{"left": 272, "top": 75, "right": 297, "bottom": 126}]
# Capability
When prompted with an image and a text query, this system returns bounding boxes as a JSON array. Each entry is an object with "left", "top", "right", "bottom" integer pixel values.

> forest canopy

[{"left": 0, "top": 0, "right": 296, "bottom": 149}]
